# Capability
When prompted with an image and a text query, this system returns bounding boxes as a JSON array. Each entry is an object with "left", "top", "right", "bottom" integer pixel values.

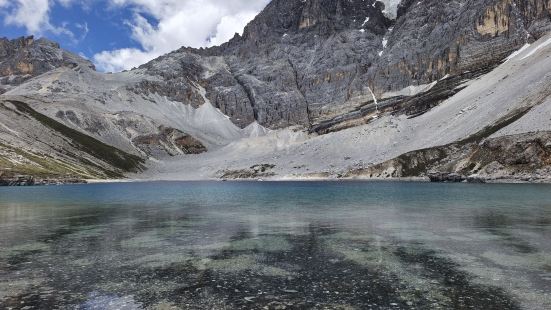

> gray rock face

[
  {"left": 133, "top": 126, "right": 207, "bottom": 157},
  {"left": 132, "top": 0, "right": 551, "bottom": 129},
  {"left": 348, "top": 131, "right": 551, "bottom": 183},
  {"left": 1, "top": 1, "right": 549, "bottom": 128},
  {"left": 0, "top": 36, "right": 94, "bottom": 93}
]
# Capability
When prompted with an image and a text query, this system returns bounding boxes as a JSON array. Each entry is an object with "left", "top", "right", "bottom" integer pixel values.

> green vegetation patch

[
  {"left": 8, "top": 100, "right": 144, "bottom": 172},
  {"left": 0, "top": 142, "right": 100, "bottom": 178}
]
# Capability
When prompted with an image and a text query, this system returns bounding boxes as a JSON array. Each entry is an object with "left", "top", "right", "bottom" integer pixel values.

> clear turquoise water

[{"left": 0, "top": 181, "right": 550, "bottom": 309}]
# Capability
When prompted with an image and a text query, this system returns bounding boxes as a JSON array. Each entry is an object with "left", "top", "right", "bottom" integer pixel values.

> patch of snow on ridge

[{"left": 378, "top": 0, "right": 402, "bottom": 20}]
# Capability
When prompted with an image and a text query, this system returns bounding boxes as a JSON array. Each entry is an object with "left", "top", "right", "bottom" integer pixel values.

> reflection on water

[{"left": 0, "top": 181, "right": 550, "bottom": 309}]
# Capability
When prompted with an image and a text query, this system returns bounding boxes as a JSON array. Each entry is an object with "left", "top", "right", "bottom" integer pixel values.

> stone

[
  {"left": 132, "top": 126, "right": 207, "bottom": 157},
  {"left": 0, "top": 36, "right": 94, "bottom": 88}
]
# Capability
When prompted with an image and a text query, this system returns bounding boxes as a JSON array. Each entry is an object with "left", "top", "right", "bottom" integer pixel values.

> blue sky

[{"left": 0, "top": 0, "right": 269, "bottom": 72}]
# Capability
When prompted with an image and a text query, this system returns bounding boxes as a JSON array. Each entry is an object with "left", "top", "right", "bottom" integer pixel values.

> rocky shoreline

[
  {"left": 215, "top": 169, "right": 551, "bottom": 184},
  {"left": 0, "top": 174, "right": 87, "bottom": 186},
  {"left": 3, "top": 174, "right": 550, "bottom": 187}
]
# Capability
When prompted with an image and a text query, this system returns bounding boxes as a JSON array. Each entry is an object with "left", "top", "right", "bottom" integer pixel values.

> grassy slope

[
  {"left": 1, "top": 100, "right": 145, "bottom": 179},
  {"left": 0, "top": 142, "right": 103, "bottom": 178}
]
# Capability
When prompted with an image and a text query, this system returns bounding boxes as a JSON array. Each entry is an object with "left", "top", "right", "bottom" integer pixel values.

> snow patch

[{"left": 378, "top": 0, "right": 402, "bottom": 20}]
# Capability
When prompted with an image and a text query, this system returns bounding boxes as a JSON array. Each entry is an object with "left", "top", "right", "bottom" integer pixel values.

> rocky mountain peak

[
  {"left": 131, "top": 0, "right": 551, "bottom": 131},
  {"left": 0, "top": 35, "right": 94, "bottom": 93},
  {"left": 238, "top": 0, "right": 391, "bottom": 44}
]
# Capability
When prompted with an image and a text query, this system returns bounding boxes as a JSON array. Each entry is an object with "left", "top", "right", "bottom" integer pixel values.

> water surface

[{"left": 0, "top": 181, "right": 550, "bottom": 309}]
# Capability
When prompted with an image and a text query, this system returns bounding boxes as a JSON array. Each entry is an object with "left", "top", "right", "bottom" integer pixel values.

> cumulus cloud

[
  {"left": 3, "top": 0, "right": 53, "bottom": 34},
  {"left": 93, "top": 0, "right": 270, "bottom": 72},
  {"left": 0, "top": 0, "right": 83, "bottom": 42}
]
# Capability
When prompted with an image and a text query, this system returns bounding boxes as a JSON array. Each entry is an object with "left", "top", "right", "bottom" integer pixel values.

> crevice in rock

[
  {"left": 230, "top": 69, "right": 259, "bottom": 122},
  {"left": 287, "top": 58, "right": 311, "bottom": 126}
]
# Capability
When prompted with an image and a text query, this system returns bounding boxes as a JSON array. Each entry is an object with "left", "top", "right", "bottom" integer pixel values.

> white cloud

[
  {"left": 75, "top": 22, "right": 89, "bottom": 41},
  {"left": 57, "top": 0, "right": 75, "bottom": 7},
  {"left": 207, "top": 11, "right": 259, "bottom": 46},
  {"left": 1, "top": 0, "right": 78, "bottom": 40},
  {"left": 93, "top": 47, "right": 156, "bottom": 73},
  {"left": 93, "top": 0, "right": 270, "bottom": 72},
  {"left": 3, "top": 0, "right": 52, "bottom": 34}
]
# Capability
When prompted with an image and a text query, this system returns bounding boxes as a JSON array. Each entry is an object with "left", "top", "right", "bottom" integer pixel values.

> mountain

[
  {"left": 0, "top": 36, "right": 94, "bottom": 94},
  {"left": 1, "top": 0, "right": 551, "bottom": 183}
]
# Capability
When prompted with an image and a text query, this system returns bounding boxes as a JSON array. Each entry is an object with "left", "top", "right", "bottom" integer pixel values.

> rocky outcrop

[
  {"left": 0, "top": 171, "right": 87, "bottom": 186},
  {"left": 466, "top": 131, "right": 551, "bottom": 180},
  {"left": 0, "top": 172, "right": 36, "bottom": 186},
  {"left": 345, "top": 130, "right": 551, "bottom": 183},
  {"left": 218, "top": 164, "right": 276, "bottom": 180},
  {"left": 0, "top": 36, "right": 94, "bottom": 93},
  {"left": 133, "top": 126, "right": 207, "bottom": 157}
]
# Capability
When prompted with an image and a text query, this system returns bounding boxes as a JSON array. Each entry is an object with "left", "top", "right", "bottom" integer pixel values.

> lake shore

[{"left": 3, "top": 174, "right": 551, "bottom": 187}]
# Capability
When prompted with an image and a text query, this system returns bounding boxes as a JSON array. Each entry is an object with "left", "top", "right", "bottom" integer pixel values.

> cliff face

[
  {"left": 132, "top": 0, "right": 551, "bottom": 129},
  {"left": 0, "top": 36, "right": 94, "bottom": 93}
]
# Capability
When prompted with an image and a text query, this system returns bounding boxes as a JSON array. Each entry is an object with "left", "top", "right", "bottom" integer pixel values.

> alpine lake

[{"left": 0, "top": 181, "right": 550, "bottom": 309}]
